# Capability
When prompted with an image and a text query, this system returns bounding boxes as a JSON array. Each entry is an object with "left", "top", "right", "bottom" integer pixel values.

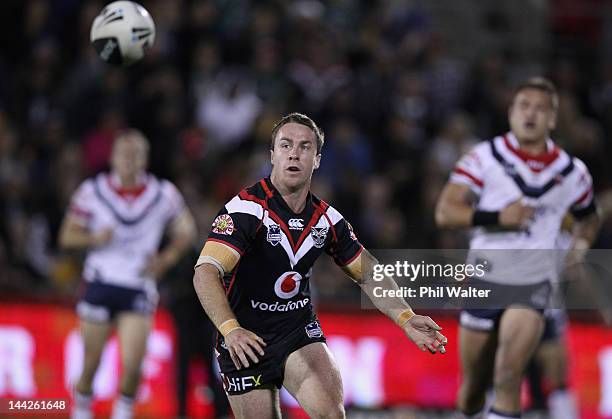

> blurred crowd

[{"left": 1, "top": 0, "right": 612, "bottom": 304}]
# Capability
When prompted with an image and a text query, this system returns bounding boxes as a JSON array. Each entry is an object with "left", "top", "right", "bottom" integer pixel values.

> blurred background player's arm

[
  {"left": 143, "top": 207, "right": 197, "bottom": 279},
  {"left": 341, "top": 248, "right": 447, "bottom": 354},
  {"left": 435, "top": 182, "right": 533, "bottom": 229},
  {"left": 58, "top": 214, "right": 113, "bottom": 250}
]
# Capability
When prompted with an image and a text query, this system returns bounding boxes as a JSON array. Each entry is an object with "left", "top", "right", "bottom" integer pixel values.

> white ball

[{"left": 90, "top": 1, "right": 155, "bottom": 66}]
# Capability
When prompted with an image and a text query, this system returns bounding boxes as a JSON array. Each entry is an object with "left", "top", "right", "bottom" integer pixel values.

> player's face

[
  {"left": 509, "top": 88, "right": 557, "bottom": 144},
  {"left": 270, "top": 122, "right": 321, "bottom": 191},
  {"left": 111, "top": 134, "right": 148, "bottom": 180}
]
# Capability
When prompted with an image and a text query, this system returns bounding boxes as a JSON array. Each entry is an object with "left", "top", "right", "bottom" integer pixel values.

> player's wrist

[
  {"left": 219, "top": 318, "right": 241, "bottom": 336},
  {"left": 395, "top": 308, "right": 415, "bottom": 327},
  {"left": 472, "top": 210, "right": 499, "bottom": 226}
]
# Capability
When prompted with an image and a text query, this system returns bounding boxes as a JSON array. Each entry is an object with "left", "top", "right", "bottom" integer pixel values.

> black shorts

[
  {"left": 459, "top": 279, "right": 551, "bottom": 332},
  {"left": 216, "top": 314, "right": 326, "bottom": 395},
  {"left": 76, "top": 280, "right": 158, "bottom": 322}
]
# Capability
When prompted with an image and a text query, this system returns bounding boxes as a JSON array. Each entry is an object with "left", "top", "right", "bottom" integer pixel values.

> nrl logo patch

[
  {"left": 305, "top": 321, "right": 323, "bottom": 338},
  {"left": 212, "top": 214, "right": 234, "bottom": 235},
  {"left": 310, "top": 227, "right": 328, "bottom": 248},
  {"left": 267, "top": 223, "right": 282, "bottom": 246}
]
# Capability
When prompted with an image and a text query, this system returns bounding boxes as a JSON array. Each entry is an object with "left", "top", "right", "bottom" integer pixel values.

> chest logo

[
  {"left": 266, "top": 223, "right": 282, "bottom": 246},
  {"left": 288, "top": 218, "right": 304, "bottom": 230},
  {"left": 311, "top": 227, "right": 328, "bottom": 248},
  {"left": 274, "top": 271, "right": 302, "bottom": 299}
]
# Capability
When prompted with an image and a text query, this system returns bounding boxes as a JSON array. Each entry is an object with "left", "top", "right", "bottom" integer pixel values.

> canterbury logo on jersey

[{"left": 288, "top": 218, "right": 304, "bottom": 230}]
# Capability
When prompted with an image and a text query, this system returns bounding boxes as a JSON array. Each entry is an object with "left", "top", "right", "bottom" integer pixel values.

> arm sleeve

[
  {"left": 326, "top": 214, "right": 363, "bottom": 267},
  {"left": 67, "top": 180, "right": 95, "bottom": 226},
  {"left": 449, "top": 145, "right": 485, "bottom": 195},
  {"left": 160, "top": 180, "right": 186, "bottom": 223},
  {"left": 206, "top": 206, "right": 261, "bottom": 257},
  {"left": 570, "top": 159, "right": 597, "bottom": 220}
]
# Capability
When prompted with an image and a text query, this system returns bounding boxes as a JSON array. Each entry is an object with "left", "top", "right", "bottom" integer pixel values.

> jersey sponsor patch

[
  {"left": 274, "top": 271, "right": 302, "bottom": 299},
  {"left": 212, "top": 214, "right": 235, "bottom": 235},
  {"left": 305, "top": 320, "right": 323, "bottom": 338},
  {"left": 311, "top": 227, "right": 328, "bottom": 248},
  {"left": 266, "top": 223, "right": 282, "bottom": 246}
]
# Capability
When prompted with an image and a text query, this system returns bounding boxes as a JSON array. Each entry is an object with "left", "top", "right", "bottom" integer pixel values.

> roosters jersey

[
  {"left": 450, "top": 133, "right": 596, "bottom": 285},
  {"left": 68, "top": 173, "right": 186, "bottom": 289},
  {"left": 198, "top": 177, "right": 362, "bottom": 340}
]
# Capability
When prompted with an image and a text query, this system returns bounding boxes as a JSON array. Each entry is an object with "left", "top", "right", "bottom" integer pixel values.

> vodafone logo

[{"left": 274, "top": 271, "right": 302, "bottom": 299}]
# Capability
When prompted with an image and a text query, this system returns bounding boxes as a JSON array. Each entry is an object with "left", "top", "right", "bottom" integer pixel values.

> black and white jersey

[
  {"left": 199, "top": 177, "right": 362, "bottom": 340},
  {"left": 450, "top": 133, "right": 596, "bottom": 285}
]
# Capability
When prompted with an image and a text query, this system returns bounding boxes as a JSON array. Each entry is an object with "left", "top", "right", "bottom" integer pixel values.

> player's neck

[
  {"left": 515, "top": 137, "right": 547, "bottom": 155},
  {"left": 270, "top": 177, "right": 310, "bottom": 213},
  {"left": 113, "top": 172, "right": 145, "bottom": 189}
]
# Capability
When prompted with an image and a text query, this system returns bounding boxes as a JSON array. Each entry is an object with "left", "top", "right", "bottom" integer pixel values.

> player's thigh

[
  {"left": 496, "top": 307, "right": 544, "bottom": 375},
  {"left": 283, "top": 342, "right": 344, "bottom": 418},
  {"left": 79, "top": 319, "right": 113, "bottom": 369},
  {"left": 116, "top": 312, "right": 152, "bottom": 371},
  {"left": 227, "top": 388, "right": 281, "bottom": 419},
  {"left": 459, "top": 325, "right": 497, "bottom": 386}
]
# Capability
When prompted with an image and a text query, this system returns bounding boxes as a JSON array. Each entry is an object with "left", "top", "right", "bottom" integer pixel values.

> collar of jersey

[
  {"left": 263, "top": 177, "right": 313, "bottom": 217},
  {"left": 504, "top": 132, "right": 560, "bottom": 171}
]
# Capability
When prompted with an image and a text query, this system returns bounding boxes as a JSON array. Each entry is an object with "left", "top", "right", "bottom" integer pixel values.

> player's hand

[
  {"left": 91, "top": 228, "right": 113, "bottom": 247},
  {"left": 225, "top": 328, "right": 266, "bottom": 370},
  {"left": 142, "top": 254, "right": 168, "bottom": 280},
  {"left": 402, "top": 315, "right": 447, "bottom": 354},
  {"left": 499, "top": 199, "right": 534, "bottom": 229}
]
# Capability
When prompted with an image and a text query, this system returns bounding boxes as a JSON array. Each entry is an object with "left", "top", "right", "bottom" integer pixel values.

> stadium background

[{"left": 0, "top": 0, "right": 612, "bottom": 417}]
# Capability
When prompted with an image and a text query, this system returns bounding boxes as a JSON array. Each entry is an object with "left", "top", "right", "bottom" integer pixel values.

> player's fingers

[
  {"left": 425, "top": 317, "right": 442, "bottom": 331},
  {"left": 439, "top": 344, "right": 447, "bottom": 354},
  {"left": 234, "top": 346, "right": 250, "bottom": 369},
  {"left": 241, "top": 342, "right": 260, "bottom": 364},
  {"left": 248, "top": 338, "right": 265, "bottom": 356},
  {"left": 249, "top": 339, "right": 264, "bottom": 356},
  {"left": 254, "top": 334, "right": 267, "bottom": 347},
  {"left": 426, "top": 341, "right": 437, "bottom": 354},
  {"left": 435, "top": 331, "right": 448, "bottom": 345},
  {"left": 229, "top": 349, "right": 242, "bottom": 370}
]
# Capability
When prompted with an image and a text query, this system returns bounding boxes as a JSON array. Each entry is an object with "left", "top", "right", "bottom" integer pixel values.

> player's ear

[
  {"left": 270, "top": 149, "right": 275, "bottom": 166},
  {"left": 313, "top": 153, "right": 321, "bottom": 170}
]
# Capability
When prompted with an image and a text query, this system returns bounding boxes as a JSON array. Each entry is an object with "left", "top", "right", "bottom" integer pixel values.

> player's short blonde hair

[
  {"left": 270, "top": 112, "right": 324, "bottom": 154},
  {"left": 513, "top": 77, "right": 559, "bottom": 111},
  {"left": 112, "top": 128, "right": 150, "bottom": 154}
]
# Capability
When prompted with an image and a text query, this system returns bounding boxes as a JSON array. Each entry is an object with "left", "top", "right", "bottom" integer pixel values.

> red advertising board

[{"left": 0, "top": 303, "right": 611, "bottom": 418}]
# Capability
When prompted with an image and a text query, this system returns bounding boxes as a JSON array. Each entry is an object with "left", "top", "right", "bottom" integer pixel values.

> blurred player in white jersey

[
  {"left": 435, "top": 78, "right": 600, "bottom": 419},
  {"left": 59, "top": 130, "right": 196, "bottom": 419}
]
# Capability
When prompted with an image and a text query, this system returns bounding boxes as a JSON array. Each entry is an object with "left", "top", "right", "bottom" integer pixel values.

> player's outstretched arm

[
  {"left": 436, "top": 182, "right": 533, "bottom": 229},
  {"left": 341, "top": 248, "right": 447, "bottom": 354},
  {"left": 193, "top": 247, "right": 266, "bottom": 370}
]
